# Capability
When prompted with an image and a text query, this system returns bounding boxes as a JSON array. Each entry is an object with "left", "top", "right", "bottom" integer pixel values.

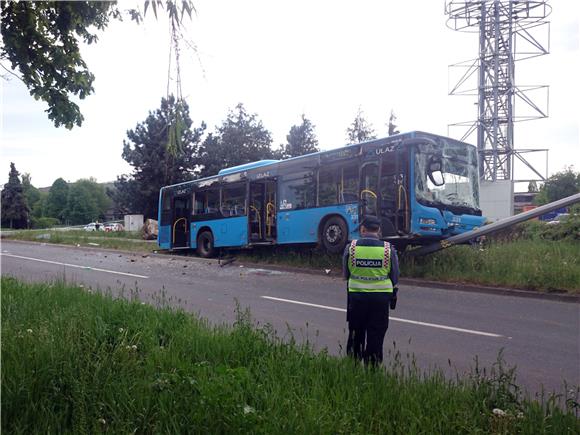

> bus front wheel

[
  {"left": 321, "top": 217, "right": 348, "bottom": 254},
  {"left": 197, "top": 231, "right": 216, "bottom": 258}
]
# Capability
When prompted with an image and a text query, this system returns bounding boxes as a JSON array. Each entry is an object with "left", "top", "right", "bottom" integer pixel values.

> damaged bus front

[{"left": 410, "top": 135, "right": 485, "bottom": 240}]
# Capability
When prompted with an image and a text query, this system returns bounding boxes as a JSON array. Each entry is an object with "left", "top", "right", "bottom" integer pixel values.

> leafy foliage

[
  {"left": 199, "top": 103, "right": 273, "bottom": 177},
  {"left": 63, "top": 178, "right": 110, "bottom": 225},
  {"left": 274, "top": 114, "right": 319, "bottom": 159},
  {"left": 0, "top": 1, "right": 117, "bottom": 128},
  {"left": 115, "top": 96, "right": 205, "bottom": 218},
  {"left": 534, "top": 167, "right": 580, "bottom": 205},
  {"left": 346, "top": 107, "right": 376, "bottom": 144},
  {"left": 0, "top": 0, "right": 194, "bottom": 129},
  {"left": 1, "top": 162, "right": 30, "bottom": 228},
  {"left": 45, "top": 178, "right": 69, "bottom": 223}
]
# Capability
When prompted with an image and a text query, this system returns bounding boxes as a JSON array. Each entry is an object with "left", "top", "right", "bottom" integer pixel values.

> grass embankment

[
  {"left": 237, "top": 239, "right": 580, "bottom": 293},
  {"left": 1, "top": 229, "right": 157, "bottom": 252},
  {"left": 2, "top": 277, "right": 578, "bottom": 433}
]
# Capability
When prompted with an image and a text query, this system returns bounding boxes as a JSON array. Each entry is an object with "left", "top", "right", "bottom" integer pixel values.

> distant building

[{"left": 513, "top": 192, "right": 538, "bottom": 214}]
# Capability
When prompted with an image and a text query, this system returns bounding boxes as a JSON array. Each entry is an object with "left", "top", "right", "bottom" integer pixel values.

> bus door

[
  {"left": 380, "top": 149, "right": 408, "bottom": 236},
  {"left": 249, "top": 179, "right": 277, "bottom": 242},
  {"left": 360, "top": 162, "right": 379, "bottom": 221},
  {"left": 172, "top": 195, "right": 191, "bottom": 248}
]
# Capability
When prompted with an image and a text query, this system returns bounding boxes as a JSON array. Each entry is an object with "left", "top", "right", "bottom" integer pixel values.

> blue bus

[{"left": 158, "top": 131, "right": 485, "bottom": 257}]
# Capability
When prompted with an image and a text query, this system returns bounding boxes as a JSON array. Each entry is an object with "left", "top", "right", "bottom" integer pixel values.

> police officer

[{"left": 343, "top": 216, "right": 399, "bottom": 366}]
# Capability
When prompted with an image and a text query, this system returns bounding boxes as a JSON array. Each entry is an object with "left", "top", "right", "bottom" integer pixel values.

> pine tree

[
  {"left": 1, "top": 162, "right": 30, "bottom": 229},
  {"left": 275, "top": 114, "right": 320, "bottom": 159},
  {"left": 116, "top": 95, "right": 205, "bottom": 219},
  {"left": 346, "top": 107, "right": 376, "bottom": 144},
  {"left": 199, "top": 103, "right": 273, "bottom": 177}
]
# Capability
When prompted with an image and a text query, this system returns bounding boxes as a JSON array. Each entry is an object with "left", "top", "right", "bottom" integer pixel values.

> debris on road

[{"left": 88, "top": 242, "right": 100, "bottom": 246}]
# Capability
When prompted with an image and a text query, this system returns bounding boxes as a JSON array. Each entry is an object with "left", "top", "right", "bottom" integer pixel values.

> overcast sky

[{"left": 1, "top": 0, "right": 578, "bottom": 189}]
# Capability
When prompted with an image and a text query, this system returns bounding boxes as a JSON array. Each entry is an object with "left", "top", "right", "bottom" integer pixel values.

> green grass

[
  {"left": 404, "top": 240, "right": 580, "bottom": 293},
  {"left": 2, "top": 277, "right": 578, "bottom": 434},
  {"left": 2, "top": 229, "right": 156, "bottom": 252}
]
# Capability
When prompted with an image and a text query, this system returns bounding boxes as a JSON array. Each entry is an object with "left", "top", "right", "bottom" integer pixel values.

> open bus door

[
  {"left": 249, "top": 179, "right": 277, "bottom": 243},
  {"left": 360, "top": 162, "right": 379, "bottom": 223},
  {"left": 172, "top": 195, "right": 191, "bottom": 248},
  {"left": 379, "top": 149, "right": 408, "bottom": 236}
]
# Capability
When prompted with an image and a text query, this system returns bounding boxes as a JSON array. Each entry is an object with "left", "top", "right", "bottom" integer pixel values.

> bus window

[
  {"left": 319, "top": 163, "right": 359, "bottom": 206},
  {"left": 360, "top": 163, "right": 379, "bottom": 216},
  {"left": 194, "top": 189, "right": 220, "bottom": 215},
  {"left": 160, "top": 189, "right": 172, "bottom": 226},
  {"left": 319, "top": 166, "right": 339, "bottom": 206},
  {"left": 340, "top": 163, "right": 358, "bottom": 203},
  {"left": 221, "top": 184, "right": 246, "bottom": 217},
  {"left": 280, "top": 169, "right": 316, "bottom": 210}
]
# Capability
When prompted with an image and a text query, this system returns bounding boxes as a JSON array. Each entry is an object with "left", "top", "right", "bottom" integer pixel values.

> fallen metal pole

[{"left": 409, "top": 192, "right": 580, "bottom": 257}]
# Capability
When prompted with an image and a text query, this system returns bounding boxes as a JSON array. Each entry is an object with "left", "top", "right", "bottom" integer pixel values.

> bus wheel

[
  {"left": 197, "top": 231, "right": 215, "bottom": 258},
  {"left": 321, "top": 217, "right": 348, "bottom": 254}
]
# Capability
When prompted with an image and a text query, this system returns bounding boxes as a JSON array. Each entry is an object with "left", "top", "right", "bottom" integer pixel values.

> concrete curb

[{"left": 2, "top": 239, "right": 578, "bottom": 303}]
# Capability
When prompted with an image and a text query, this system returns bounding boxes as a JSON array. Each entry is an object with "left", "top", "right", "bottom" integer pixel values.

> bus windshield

[{"left": 414, "top": 142, "right": 480, "bottom": 212}]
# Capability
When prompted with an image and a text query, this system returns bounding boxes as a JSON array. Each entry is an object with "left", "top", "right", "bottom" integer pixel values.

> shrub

[{"left": 31, "top": 217, "right": 60, "bottom": 229}]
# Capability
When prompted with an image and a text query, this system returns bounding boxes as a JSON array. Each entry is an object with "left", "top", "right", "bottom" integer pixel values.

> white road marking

[
  {"left": 0, "top": 253, "right": 149, "bottom": 279},
  {"left": 261, "top": 295, "right": 505, "bottom": 338}
]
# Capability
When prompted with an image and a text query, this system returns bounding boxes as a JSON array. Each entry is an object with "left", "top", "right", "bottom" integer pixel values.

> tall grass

[
  {"left": 2, "top": 229, "right": 156, "bottom": 252},
  {"left": 2, "top": 277, "right": 578, "bottom": 433},
  {"left": 403, "top": 240, "right": 580, "bottom": 292}
]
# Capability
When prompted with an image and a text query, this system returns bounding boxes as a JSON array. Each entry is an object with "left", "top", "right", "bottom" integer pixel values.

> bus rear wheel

[
  {"left": 321, "top": 217, "right": 348, "bottom": 254},
  {"left": 197, "top": 231, "right": 215, "bottom": 258}
]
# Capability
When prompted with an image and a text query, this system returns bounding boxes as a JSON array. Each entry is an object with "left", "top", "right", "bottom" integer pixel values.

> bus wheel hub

[{"left": 326, "top": 225, "right": 341, "bottom": 243}]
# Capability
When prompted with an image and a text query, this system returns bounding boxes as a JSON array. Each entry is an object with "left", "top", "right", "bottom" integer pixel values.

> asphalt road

[{"left": 1, "top": 240, "right": 578, "bottom": 398}]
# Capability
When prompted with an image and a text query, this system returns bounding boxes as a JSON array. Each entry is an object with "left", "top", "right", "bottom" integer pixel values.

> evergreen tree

[
  {"left": 388, "top": 110, "right": 400, "bottom": 136},
  {"left": 199, "top": 103, "right": 273, "bottom": 177},
  {"left": 1, "top": 162, "right": 30, "bottom": 229},
  {"left": 346, "top": 107, "right": 376, "bottom": 144},
  {"left": 275, "top": 114, "right": 319, "bottom": 159},
  {"left": 116, "top": 95, "right": 205, "bottom": 219},
  {"left": 46, "top": 178, "right": 69, "bottom": 223}
]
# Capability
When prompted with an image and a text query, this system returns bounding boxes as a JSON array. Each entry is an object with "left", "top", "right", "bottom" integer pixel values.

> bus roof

[{"left": 161, "top": 131, "right": 474, "bottom": 191}]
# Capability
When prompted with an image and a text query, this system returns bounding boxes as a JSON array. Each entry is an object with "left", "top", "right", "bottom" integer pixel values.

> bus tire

[
  {"left": 321, "top": 216, "right": 348, "bottom": 254},
  {"left": 196, "top": 230, "right": 215, "bottom": 258}
]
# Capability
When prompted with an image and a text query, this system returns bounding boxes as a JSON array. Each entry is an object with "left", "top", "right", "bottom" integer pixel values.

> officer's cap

[{"left": 359, "top": 216, "right": 381, "bottom": 232}]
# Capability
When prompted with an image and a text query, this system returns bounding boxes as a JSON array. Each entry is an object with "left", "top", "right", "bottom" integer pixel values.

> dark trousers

[{"left": 346, "top": 292, "right": 390, "bottom": 366}]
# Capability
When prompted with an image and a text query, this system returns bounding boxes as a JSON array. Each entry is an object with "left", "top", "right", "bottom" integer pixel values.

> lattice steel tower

[{"left": 446, "top": 1, "right": 551, "bottom": 181}]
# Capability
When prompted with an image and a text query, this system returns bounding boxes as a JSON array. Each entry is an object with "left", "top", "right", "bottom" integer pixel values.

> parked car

[
  {"left": 546, "top": 213, "right": 570, "bottom": 225},
  {"left": 84, "top": 222, "right": 105, "bottom": 231},
  {"left": 104, "top": 223, "right": 124, "bottom": 232}
]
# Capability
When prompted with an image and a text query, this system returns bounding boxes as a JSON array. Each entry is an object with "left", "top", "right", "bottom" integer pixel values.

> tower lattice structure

[{"left": 446, "top": 0, "right": 550, "bottom": 181}]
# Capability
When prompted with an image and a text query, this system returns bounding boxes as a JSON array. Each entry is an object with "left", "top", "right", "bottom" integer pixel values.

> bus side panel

[
  {"left": 277, "top": 204, "right": 359, "bottom": 244},
  {"left": 191, "top": 216, "right": 248, "bottom": 249},
  {"left": 158, "top": 225, "right": 171, "bottom": 249}
]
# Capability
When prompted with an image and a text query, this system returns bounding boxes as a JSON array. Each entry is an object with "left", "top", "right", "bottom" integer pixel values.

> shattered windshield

[{"left": 414, "top": 141, "right": 480, "bottom": 211}]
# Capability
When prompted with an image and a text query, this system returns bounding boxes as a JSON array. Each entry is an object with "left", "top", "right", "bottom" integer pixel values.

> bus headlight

[{"left": 419, "top": 218, "right": 437, "bottom": 225}]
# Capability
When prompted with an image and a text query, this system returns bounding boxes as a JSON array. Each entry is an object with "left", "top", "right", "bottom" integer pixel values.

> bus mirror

[{"left": 428, "top": 158, "right": 445, "bottom": 186}]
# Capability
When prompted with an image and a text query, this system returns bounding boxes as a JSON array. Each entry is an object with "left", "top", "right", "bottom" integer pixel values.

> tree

[
  {"left": 527, "top": 180, "right": 539, "bottom": 193},
  {"left": 117, "top": 95, "right": 205, "bottom": 219},
  {"left": 199, "top": 103, "right": 273, "bottom": 177},
  {"left": 0, "top": 1, "right": 193, "bottom": 129},
  {"left": 275, "top": 114, "right": 319, "bottom": 159},
  {"left": 346, "top": 107, "right": 376, "bottom": 144},
  {"left": 387, "top": 110, "right": 400, "bottom": 136},
  {"left": 46, "top": 178, "right": 69, "bottom": 222},
  {"left": 1, "top": 162, "right": 30, "bottom": 228},
  {"left": 21, "top": 173, "right": 41, "bottom": 210},
  {"left": 63, "top": 178, "right": 110, "bottom": 225},
  {"left": 534, "top": 167, "right": 580, "bottom": 205}
]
